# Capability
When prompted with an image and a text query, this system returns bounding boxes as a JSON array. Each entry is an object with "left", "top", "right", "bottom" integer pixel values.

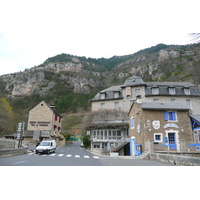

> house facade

[
  {"left": 89, "top": 76, "right": 200, "bottom": 155},
  {"left": 25, "top": 100, "right": 64, "bottom": 146},
  {"left": 128, "top": 101, "right": 194, "bottom": 154}
]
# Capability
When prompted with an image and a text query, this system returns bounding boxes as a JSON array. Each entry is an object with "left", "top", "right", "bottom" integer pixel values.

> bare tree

[{"left": 189, "top": 33, "right": 200, "bottom": 43}]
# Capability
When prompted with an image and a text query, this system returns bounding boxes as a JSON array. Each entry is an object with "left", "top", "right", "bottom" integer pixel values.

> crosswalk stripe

[
  {"left": 27, "top": 153, "right": 100, "bottom": 159},
  {"left": 49, "top": 154, "right": 56, "bottom": 156},
  {"left": 93, "top": 156, "right": 99, "bottom": 159},
  {"left": 84, "top": 156, "right": 90, "bottom": 158}
]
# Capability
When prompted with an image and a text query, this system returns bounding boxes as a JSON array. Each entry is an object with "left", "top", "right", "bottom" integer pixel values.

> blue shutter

[
  {"left": 172, "top": 112, "right": 176, "bottom": 121},
  {"left": 131, "top": 118, "right": 135, "bottom": 128},
  {"left": 164, "top": 111, "right": 169, "bottom": 121}
]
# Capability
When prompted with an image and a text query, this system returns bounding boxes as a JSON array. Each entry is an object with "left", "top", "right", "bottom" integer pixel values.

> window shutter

[
  {"left": 172, "top": 112, "right": 176, "bottom": 120},
  {"left": 164, "top": 112, "right": 169, "bottom": 121},
  {"left": 131, "top": 118, "right": 135, "bottom": 128}
]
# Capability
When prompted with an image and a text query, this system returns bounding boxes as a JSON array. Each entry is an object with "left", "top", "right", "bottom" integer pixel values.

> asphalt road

[{"left": 0, "top": 141, "right": 173, "bottom": 166}]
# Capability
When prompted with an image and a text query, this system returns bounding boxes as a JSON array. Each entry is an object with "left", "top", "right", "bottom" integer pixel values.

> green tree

[
  {"left": 82, "top": 133, "right": 91, "bottom": 148},
  {"left": 0, "top": 98, "right": 14, "bottom": 136}
]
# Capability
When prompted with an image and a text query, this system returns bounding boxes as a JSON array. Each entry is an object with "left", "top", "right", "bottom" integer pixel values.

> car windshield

[{"left": 39, "top": 142, "right": 50, "bottom": 146}]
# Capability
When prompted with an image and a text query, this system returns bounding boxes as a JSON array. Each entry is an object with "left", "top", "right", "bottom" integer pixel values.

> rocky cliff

[{"left": 0, "top": 43, "right": 200, "bottom": 113}]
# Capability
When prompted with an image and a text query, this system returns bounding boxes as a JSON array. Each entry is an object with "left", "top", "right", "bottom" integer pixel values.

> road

[{"left": 0, "top": 141, "right": 173, "bottom": 166}]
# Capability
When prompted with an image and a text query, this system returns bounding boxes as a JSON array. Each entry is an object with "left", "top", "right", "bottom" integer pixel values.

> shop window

[{"left": 93, "top": 143, "right": 100, "bottom": 149}]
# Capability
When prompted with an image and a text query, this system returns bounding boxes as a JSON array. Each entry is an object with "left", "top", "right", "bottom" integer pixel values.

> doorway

[{"left": 168, "top": 133, "right": 177, "bottom": 150}]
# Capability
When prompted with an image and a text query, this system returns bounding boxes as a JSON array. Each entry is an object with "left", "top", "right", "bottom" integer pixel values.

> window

[
  {"left": 115, "top": 115, "right": 120, "bottom": 120},
  {"left": 135, "top": 89, "right": 141, "bottom": 96},
  {"left": 186, "top": 100, "right": 192, "bottom": 109},
  {"left": 152, "top": 87, "right": 159, "bottom": 95},
  {"left": 171, "top": 99, "right": 176, "bottom": 103},
  {"left": 194, "top": 130, "right": 200, "bottom": 143},
  {"left": 114, "top": 91, "right": 120, "bottom": 98},
  {"left": 101, "top": 115, "right": 105, "bottom": 121},
  {"left": 184, "top": 88, "right": 191, "bottom": 95},
  {"left": 164, "top": 111, "right": 177, "bottom": 121},
  {"left": 131, "top": 117, "right": 135, "bottom": 129},
  {"left": 100, "top": 92, "right": 106, "bottom": 99},
  {"left": 154, "top": 133, "right": 163, "bottom": 142},
  {"left": 115, "top": 102, "right": 119, "bottom": 110},
  {"left": 169, "top": 87, "right": 176, "bottom": 95},
  {"left": 93, "top": 143, "right": 100, "bottom": 149},
  {"left": 154, "top": 99, "right": 159, "bottom": 102},
  {"left": 100, "top": 103, "right": 105, "bottom": 110}
]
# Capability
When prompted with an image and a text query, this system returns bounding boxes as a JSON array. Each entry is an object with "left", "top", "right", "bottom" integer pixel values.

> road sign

[{"left": 164, "top": 137, "right": 168, "bottom": 143}]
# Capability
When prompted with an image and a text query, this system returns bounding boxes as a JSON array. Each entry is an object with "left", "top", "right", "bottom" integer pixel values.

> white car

[{"left": 36, "top": 140, "right": 56, "bottom": 154}]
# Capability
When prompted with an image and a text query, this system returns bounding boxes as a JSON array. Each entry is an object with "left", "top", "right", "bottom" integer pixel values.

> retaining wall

[
  {"left": 0, "top": 138, "right": 17, "bottom": 149},
  {"left": 0, "top": 147, "right": 28, "bottom": 158},
  {"left": 150, "top": 153, "right": 200, "bottom": 166}
]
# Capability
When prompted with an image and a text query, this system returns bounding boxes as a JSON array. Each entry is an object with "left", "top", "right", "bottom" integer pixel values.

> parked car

[{"left": 35, "top": 139, "right": 56, "bottom": 154}]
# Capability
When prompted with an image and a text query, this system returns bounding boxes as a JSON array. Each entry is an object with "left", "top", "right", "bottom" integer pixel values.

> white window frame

[{"left": 154, "top": 133, "right": 163, "bottom": 143}]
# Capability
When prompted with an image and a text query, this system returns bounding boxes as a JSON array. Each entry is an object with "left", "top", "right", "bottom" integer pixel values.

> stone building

[
  {"left": 128, "top": 101, "right": 194, "bottom": 154},
  {"left": 25, "top": 100, "right": 64, "bottom": 146},
  {"left": 89, "top": 76, "right": 200, "bottom": 155}
]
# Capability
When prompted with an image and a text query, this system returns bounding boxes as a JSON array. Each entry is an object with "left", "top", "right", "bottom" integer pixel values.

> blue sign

[{"left": 164, "top": 137, "right": 168, "bottom": 143}]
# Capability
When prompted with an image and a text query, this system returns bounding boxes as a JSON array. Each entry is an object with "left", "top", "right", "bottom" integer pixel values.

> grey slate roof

[
  {"left": 138, "top": 102, "right": 189, "bottom": 111},
  {"left": 91, "top": 85, "right": 123, "bottom": 101},
  {"left": 121, "top": 76, "right": 145, "bottom": 87},
  {"left": 146, "top": 82, "right": 195, "bottom": 87},
  {"left": 189, "top": 115, "right": 200, "bottom": 123},
  {"left": 145, "top": 84, "right": 200, "bottom": 97}
]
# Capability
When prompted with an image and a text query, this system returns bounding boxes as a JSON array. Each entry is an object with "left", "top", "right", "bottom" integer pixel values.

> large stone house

[
  {"left": 128, "top": 101, "right": 194, "bottom": 154},
  {"left": 88, "top": 76, "right": 200, "bottom": 155},
  {"left": 25, "top": 100, "right": 65, "bottom": 146}
]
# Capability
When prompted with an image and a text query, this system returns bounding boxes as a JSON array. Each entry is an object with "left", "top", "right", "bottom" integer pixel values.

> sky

[{"left": 0, "top": 0, "right": 199, "bottom": 75}]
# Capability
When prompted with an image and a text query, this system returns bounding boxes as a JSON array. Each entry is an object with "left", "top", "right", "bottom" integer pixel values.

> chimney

[
  {"left": 136, "top": 95, "right": 142, "bottom": 104},
  {"left": 50, "top": 105, "right": 57, "bottom": 112}
]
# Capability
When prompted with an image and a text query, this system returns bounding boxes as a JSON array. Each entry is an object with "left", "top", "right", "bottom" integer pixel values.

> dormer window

[
  {"left": 184, "top": 87, "right": 191, "bottom": 95},
  {"left": 114, "top": 91, "right": 120, "bottom": 98},
  {"left": 100, "top": 92, "right": 106, "bottom": 99},
  {"left": 169, "top": 87, "right": 176, "bottom": 95},
  {"left": 152, "top": 86, "right": 159, "bottom": 95}
]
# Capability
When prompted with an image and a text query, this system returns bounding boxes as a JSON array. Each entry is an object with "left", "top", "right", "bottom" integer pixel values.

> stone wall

[
  {"left": 150, "top": 153, "right": 200, "bottom": 166},
  {"left": 0, "top": 147, "right": 28, "bottom": 157},
  {"left": 0, "top": 138, "right": 17, "bottom": 149}
]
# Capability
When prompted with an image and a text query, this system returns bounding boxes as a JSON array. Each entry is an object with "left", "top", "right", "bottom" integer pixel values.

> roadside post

[
  {"left": 164, "top": 137, "right": 169, "bottom": 154},
  {"left": 17, "top": 122, "right": 25, "bottom": 148}
]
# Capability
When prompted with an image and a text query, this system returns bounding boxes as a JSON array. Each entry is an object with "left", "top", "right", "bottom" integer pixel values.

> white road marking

[
  {"left": 58, "top": 154, "right": 64, "bottom": 157},
  {"left": 49, "top": 154, "right": 56, "bottom": 156},
  {"left": 66, "top": 154, "right": 72, "bottom": 157},
  {"left": 75, "top": 155, "right": 80, "bottom": 158},
  {"left": 28, "top": 153, "right": 34, "bottom": 155},
  {"left": 84, "top": 156, "right": 90, "bottom": 158},
  {"left": 13, "top": 160, "right": 27, "bottom": 165},
  {"left": 93, "top": 156, "right": 100, "bottom": 159}
]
